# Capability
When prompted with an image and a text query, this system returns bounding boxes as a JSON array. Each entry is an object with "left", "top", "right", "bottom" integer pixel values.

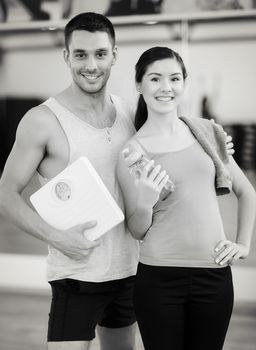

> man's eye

[{"left": 97, "top": 52, "right": 107, "bottom": 58}]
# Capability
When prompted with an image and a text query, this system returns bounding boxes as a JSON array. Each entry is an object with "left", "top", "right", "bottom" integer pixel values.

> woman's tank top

[{"left": 135, "top": 139, "right": 227, "bottom": 268}]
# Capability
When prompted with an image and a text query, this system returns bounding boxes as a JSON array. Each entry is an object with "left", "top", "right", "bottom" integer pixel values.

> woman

[{"left": 117, "top": 47, "right": 256, "bottom": 350}]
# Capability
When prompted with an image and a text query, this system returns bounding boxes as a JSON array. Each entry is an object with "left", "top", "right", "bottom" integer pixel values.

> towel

[{"left": 180, "top": 117, "right": 232, "bottom": 195}]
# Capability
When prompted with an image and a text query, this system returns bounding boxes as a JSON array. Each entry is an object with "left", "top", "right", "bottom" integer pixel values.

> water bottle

[{"left": 123, "top": 146, "right": 175, "bottom": 201}]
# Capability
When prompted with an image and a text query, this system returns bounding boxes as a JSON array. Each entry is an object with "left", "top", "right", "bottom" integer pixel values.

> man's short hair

[{"left": 64, "top": 12, "right": 116, "bottom": 49}]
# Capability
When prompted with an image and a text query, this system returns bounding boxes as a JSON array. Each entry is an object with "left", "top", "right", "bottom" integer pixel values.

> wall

[{"left": 1, "top": 22, "right": 256, "bottom": 124}]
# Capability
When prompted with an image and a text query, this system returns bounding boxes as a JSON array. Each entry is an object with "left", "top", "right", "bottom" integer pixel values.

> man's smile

[{"left": 81, "top": 73, "right": 101, "bottom": 81}]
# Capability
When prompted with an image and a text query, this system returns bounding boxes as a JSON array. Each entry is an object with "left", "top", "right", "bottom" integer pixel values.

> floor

[{"left": 0, "top": 291, "right": 255, "bottom": 350}]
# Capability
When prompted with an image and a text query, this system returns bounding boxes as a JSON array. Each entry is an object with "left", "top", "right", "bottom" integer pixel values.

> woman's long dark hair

[{"left": 134, "top": 47, "right": 188, "bottom": 131}]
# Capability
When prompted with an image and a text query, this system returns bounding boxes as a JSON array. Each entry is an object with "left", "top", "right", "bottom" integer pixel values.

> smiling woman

[
  {"left": 136, "top": 59, "right": 184, "bottom": 116},
  {"left": 134, "top": 46, "right": 187, "bottom": 131},
  {"left": 116, "top": 46, "right": 256, "bottom": 350}
]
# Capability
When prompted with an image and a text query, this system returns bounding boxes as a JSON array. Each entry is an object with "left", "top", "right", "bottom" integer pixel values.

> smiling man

[{"left": 0, "top": 13, "right": 139, "bottom": 350}]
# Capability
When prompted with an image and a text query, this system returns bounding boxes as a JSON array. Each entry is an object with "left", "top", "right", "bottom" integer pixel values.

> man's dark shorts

[{"left": 47, "top": 275, "right": 136, "bottom": 342}]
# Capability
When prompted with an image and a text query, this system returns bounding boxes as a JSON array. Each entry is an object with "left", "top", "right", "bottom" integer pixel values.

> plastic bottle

[{"left": 123, "top": 146, "right": 175, "bottom": 201}]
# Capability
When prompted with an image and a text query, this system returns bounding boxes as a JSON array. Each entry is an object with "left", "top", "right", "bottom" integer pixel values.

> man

[
  {"left": 0, "top": 12, "right": 234, "bottom": 350},
  {"left": 0, "top": 12, "right": 139, "bottom": 350}
]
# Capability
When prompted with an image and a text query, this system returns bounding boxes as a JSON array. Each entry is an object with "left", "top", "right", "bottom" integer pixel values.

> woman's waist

[
  {"left": 138, "top": 255, "right": 228, "bottom": 268},
  {"left": 151, "top": 207, "right": 224, "bottom": 235},
  {"left": 141, "top": 224, "right": 226, "bottom": 261}
]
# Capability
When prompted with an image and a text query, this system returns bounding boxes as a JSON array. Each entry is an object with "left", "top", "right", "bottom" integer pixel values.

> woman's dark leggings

[{"left": 134, "top": 263, "right": 234, "bottom": 350}]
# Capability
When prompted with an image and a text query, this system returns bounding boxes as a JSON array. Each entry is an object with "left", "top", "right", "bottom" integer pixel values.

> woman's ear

[{"left": 136, "top": 83, "right": 142, "bottom": 94}]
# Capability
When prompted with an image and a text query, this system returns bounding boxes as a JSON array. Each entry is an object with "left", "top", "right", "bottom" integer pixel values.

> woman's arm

[
  {"left": 215, "top": 156, "right": 256, "bottom": 265},
  {"left": 117, "top": 147, "right": 169, "bottom": 240}
]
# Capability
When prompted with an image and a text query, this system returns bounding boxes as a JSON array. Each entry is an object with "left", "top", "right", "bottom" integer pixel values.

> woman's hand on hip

[{"left": 214, "top": 240, "right": 250, "bottom": 266}]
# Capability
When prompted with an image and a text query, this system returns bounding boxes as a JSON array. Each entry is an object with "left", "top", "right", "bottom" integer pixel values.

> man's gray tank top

[
  {"left": 135, "top": 139, "right": 227, "bottom": 268},
  {"left": 40, "top": 95, "right": 139, "bottom": 282}
]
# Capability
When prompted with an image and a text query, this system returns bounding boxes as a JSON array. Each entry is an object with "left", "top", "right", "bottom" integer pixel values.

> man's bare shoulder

[
  {"left": 16, "top": 104, "right": 59, "bottom": 145},
  {"left": 20, "top": 104, "right": 57, "bottom": 130}
]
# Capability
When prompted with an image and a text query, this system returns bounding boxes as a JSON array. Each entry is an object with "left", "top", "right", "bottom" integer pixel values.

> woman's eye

[
  {"left": 151, "top": 77, "right": 159, "bottom": 82},
  {"left": 75, "top": 54, "right": 85, "bottom": 59}
]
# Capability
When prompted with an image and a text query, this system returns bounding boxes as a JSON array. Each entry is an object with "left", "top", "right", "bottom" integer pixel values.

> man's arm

[
  {"left": 225, "top": 133, "right": 234, "bottom": 155},
  {"left": 210, "top": 118, "right": 234, "bottom": 155},
  {"left": 0, "top": 108, "right": 98, "bottom": 260}
]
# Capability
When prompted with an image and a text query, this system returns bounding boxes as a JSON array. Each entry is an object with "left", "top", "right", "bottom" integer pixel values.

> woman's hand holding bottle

[
  {"left": 134, "top": 160, "right": 170, "bottom": 208},
  {"left": 122, "top": 146, "right": 174, "bottom": 202}
]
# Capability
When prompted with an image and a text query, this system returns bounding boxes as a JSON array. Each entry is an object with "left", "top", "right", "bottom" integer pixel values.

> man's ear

[
  {"left": 112, "top": 46, "right": 117, "bottom": 66},
  {"left": 63, "top": 48, "right": 71, "bottom": 67}
]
